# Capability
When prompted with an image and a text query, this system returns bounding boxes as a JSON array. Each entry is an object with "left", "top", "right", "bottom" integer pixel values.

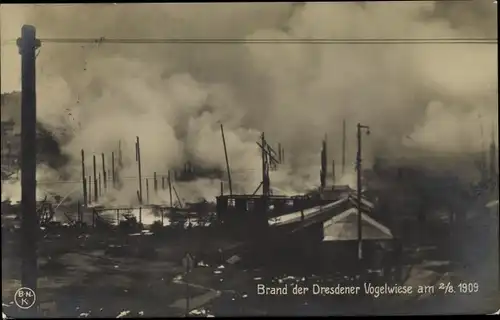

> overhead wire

[{"left": 1, "top": 37, "right": 497, "bottom": 46}]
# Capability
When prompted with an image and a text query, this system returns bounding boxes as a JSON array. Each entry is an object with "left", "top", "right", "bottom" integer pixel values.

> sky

[{"left": 0, "top": 2, "right": 497, "bottom": 204}]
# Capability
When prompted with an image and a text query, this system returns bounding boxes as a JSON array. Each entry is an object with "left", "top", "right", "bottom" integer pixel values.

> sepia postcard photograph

[{"left": 1, "top": 1, "right": 498, "bottom": 317}]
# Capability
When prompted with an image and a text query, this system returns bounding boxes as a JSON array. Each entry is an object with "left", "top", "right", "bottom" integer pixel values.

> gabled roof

[{"left": 323, "top": 207, "right": 393, "bottom": 241}]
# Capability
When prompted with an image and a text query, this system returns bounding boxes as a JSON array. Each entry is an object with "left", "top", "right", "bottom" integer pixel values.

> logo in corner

[{"left": 14, "top": 287, "right": 36, "bottom": 310}]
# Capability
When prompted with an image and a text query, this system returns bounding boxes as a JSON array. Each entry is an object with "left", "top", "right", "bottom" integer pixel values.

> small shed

[
  {"left": 320, "top": 207, "right": 394, "bottom": 273},
  {"left": 323, "top": 207, "right": 393, "bottom": 241}
]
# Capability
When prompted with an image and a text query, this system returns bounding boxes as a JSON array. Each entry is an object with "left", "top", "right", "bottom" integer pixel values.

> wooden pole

[
  {"left": 17, "top": 24, "right": 41, "bottom": 314},
  {"left": 342, "top": 119, "right": 346, "bottom": 176},
  {"left": 81, "top": 149, "right": 87, "bottom": 207},
  {"left": 154, "top": 172, "right": 158, "bottom": 194},
  {"left": 262, "top": 133, "right": 270, "bottom": 197},
  {"left": 220, "top": 124, "right": 233, "bottom": 196},
  {"left": 278, "top": 143, "right": 282, "bottom": 163},
  {"left": 111, "top": 152, "right": 116, "bottom": 188},
  {"left": 88, "top": 175, "right": 92, "bottom": 204},
  {"left": 98, "top": 172, "right": 102, "bottom": 197},
  {"left": 168, "top": 170, "right": 173, "bottom": 208},
  {"left": 146, "top": 179, "right": 150, "bottom": 204},
  {"left": 136, "top": 136, "right": 143, "bottom": 204},
  {"left": 101, "top": 153, "right": 107, "bottom": 191},
  {"left": 332, "top": 159, "right": 336, "bottom": 185},
  {"left": 93, "top": 155, "right": 98, "bottom": 202}
]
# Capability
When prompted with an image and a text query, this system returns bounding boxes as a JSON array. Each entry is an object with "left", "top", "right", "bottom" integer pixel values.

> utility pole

[
  {"left": 111, "top": 152, "right": 116, "bottom": 188},
  {"left": 101, "top": 153, "right": 107, "bottom": 191},
  {"left": 93, "top": 155, "right": 98, "bottom": 202},
  {"left": 261, "top": 133, "right": 270, "bottom": 197},
  {"left": 220, "top": 124, "right": 233, "bottom": 196},
  {"left": 320, "top": 136, "right": 327, "bottom": 189},
  {"left": 342, "top": 119, "right": 346, "bottom": 176},
  {"left": 17, "top": 25, "right": 41, "bottom": 315},
  {"left": 278, "top": 143, "right": 282, "bottom": 163},
  {"left": 356, "top": 123, "right": 370, "bottom": 261},
  {"left": 136, "top": 136, "right": 143, "bottom": 204},
  {"left": 332, "top": 159, "right": 336, "bottom": 185},
  {"left": 168, "top": 170, "right": 173, "bottom": 208},
  {"left": 154, "top": 172, "right": 158, "bottom": 194},
  {"left": 81, "top": 149, "right": 87, "bottom": 207}
]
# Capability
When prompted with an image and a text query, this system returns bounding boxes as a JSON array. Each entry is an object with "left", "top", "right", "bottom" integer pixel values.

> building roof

[{"left": 323, "top": 207, "right": 393, "bottom": 241}]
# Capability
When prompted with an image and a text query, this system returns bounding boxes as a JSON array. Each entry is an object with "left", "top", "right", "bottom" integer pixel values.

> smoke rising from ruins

[{"left": 1, "top": 2, "right": 497, "bottom": 204}]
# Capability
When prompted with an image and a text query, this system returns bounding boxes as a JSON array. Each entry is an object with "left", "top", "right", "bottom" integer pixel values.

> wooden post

[
  {"left": 332, "top": 159, "right": 336, "bottom": 185},
  {"left": 93, "top": 155, "right": 98, "bottom": 202},
  {"left": 136, "top": 136, "right": 143, "bottom": 204},
  {"left": 81, "top": 149, "right": 87, "bottom": 207},
  {"left": 168, "top": 170, "right": 173, "bottom": 207},
  {"left": 101, "top": 153, "right": 107, "bottom": 191},
  {"left": 342, "top": 119, "right": 346, "bottom": 176},
  {"left": 98, "top": 172, "right": 102, "bottom": 197},
  {"left": 88, "top": 175, "right": 92, "bottom": 204},
  {"left": 278, "top": 143, "right": 282, "bottom": 163},
  {"left": 162, "top": 176, "right": 165, "bottom": 190},
  {"left": 220, "top": 124, "right": 233, "bottom": 196},
  {"left": 161, "top": 207, "right": 164, "bottom": 226},
  {"left": 154, "top": 172, "right": 158, "bottom": 194},
  {"left": 261, "top": 133, "right": 270, "bottom": 197},
  {"left": 111, "top": 152, "right": 116, "bottom": 188},
  {"left": 17, "top": 25, "right": 41, "bottom": 308}
]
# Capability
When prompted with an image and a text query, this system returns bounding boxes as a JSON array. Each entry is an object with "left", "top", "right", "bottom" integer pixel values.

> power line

[{"left": 2, "top": 37, "right": 497, "bottom": 46}]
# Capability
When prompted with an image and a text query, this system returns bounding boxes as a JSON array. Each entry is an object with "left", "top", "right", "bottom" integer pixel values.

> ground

[{"left": 2, "top": 224, "right": 499, "bottom": 317}]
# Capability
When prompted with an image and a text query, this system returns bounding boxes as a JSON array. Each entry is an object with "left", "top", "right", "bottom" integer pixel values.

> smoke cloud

[{"left": 1, "top": 2, "right": 497, "bottom": 205}]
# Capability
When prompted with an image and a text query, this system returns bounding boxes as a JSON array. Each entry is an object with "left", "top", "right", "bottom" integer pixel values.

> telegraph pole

[
  {"left": 136, "top": 136, "right": 143, "bottom": 204},
  {"left": 81, "top": 149, "right": 87, "bottom": 207},
  {"left": 261, "top": 133, "right": 270, "bottom": 197},
  {"left": 220, "top": 124, "right": 233, "bottom": 196},
  {"left": 356, "top": 123, "right": 370, "bottom": 261},
  {"left": 17, "top": 24, "right": 41, "bottom": 315},
  {"left": 342, "top": 119, "right": 346, "bottom": 176}
]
